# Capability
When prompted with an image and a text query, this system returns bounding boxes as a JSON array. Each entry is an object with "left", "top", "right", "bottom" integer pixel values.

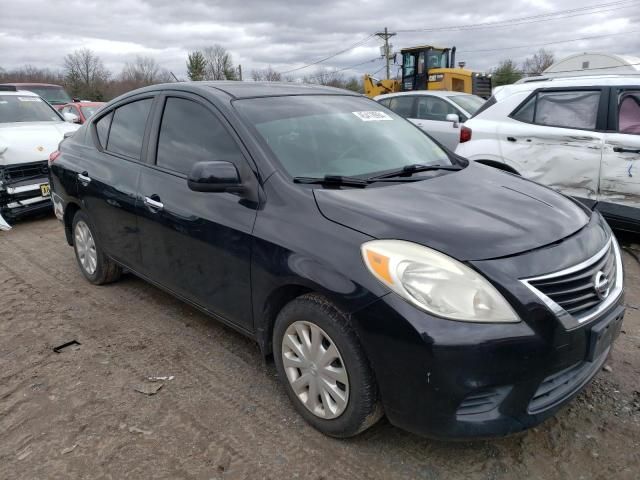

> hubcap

[
  {"left": 281, "top": 321, "right": 349, "bottom": 419},
  {"left": 74, "top": 220, "right": 97, "bottom": 275}
]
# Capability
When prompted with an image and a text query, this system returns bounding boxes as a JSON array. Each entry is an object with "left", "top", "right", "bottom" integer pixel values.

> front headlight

[{"left": 361, "top": 240, "right": 519, "bottom": 323}]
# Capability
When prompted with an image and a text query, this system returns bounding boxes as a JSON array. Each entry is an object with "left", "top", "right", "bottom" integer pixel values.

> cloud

[{"left": 0, "top": 0, "right": 638, "bottom": 79}]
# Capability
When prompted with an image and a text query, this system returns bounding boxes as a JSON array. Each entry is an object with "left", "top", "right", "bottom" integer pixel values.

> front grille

[
  {"left": 528, "top": 347, "right": 608, "bottom": 413},
  {"left": 525, "top": 241, "right": 617, "bottom": 319},
  {"left": 2, "top": 160, "right": 49, "bottom": 183}
]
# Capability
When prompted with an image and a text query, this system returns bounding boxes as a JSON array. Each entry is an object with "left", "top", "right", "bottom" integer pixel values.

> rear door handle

[
  {"left": 613, "top": 146, "right": 640, "bottom": 154},
  {"left": 78, "top": 172, "right": 91, "bottom": 184},
  {"left": 507, "top": 137, "right": 517, "bottom": 142},
  {"left": 144, "top": 196, "right": 164, "bottom": 212}
]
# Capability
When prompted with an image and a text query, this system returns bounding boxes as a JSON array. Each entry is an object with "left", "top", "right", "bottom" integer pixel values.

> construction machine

[{"left": 364, "top": 45, "right": 492, "bottom": 98}]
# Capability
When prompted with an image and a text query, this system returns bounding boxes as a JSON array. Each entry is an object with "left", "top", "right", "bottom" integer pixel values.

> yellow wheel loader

[{"left": 364, "top": 45, "right": 492, "bottom": 98}]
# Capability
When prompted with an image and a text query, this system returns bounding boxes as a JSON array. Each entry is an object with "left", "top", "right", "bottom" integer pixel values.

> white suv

[{"left": 455, "top": 75, "right": 640, "bottom": 231}]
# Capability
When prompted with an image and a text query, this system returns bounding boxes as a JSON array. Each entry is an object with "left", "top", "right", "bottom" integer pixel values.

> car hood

[
  {"left": 0, "top": 121, "right": 79, "bottom": 166},
  {"left": 314, "top": 162, "right": 590, "bottom": 261}
]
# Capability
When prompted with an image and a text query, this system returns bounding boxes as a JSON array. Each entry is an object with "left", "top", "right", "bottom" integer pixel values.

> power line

[
  {"left": 279, "top": 34, "right": 376, "bottom": 74},
  {"left": 458, "top": 29, "right": 640, "bottom": 53},
  {"left": 396, "top": 0, "right": 638, "bottom": 32},
  {"left": 302, "top": 57, "right": 382, "bottom": 80}
]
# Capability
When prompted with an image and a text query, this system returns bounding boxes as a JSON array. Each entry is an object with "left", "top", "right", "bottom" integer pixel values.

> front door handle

[
  {"left": 78, "top": 172, "right": 91, "bottom": 184},
  {"left": 613, "top": 146, "right": 640, "bottom": 154},
  {"left": 507, "top": 137, "right": 517, "bottom": 142},
  {"left": 144, "top": 196, "right": 164, "bottom": 212}
]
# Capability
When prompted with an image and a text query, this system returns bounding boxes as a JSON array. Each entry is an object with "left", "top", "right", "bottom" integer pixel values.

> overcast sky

[{"left": 1, "top": 0, "right": 639, "bottom": 80}]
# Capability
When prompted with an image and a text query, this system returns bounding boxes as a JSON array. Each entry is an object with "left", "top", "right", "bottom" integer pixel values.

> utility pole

[
  {"left": 375, "top": 27, "right": 396, "bottom": 80},
  {"left": 237, "top": 64, "right": 243, "bottom": 81}
]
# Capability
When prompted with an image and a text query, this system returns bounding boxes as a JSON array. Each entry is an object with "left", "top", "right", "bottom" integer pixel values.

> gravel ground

[{"left": 1, "top": 215, "right": 639, "bottom": 480}]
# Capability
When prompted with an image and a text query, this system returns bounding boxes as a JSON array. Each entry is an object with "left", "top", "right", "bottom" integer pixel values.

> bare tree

[
  {"left": 202, "top": 45, "right": 236, "bottom": 80},
  {"left": 63, "top": 49, "right": 110, "bottom": 99},
  {"left": 522, "top": 49, "right": 555, "bottom": 76},
  {"left": 0, "top": 65, "right": 64, "bottom": 84},
  {"left": 303, "top": 68, "right": 345, "bottom": 88},
  {"left": 251, "top": 65, "right": 282, "bottom": 82},
  {"left": 121, "top": 56, "right": 172, "bottom": 86}
]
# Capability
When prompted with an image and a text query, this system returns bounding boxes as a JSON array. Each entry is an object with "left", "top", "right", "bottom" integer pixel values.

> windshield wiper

[
  {"left": 367, "top": 163, "right": 461, "bottom": 180},
  {"left": 293, "top": 175, "right": 370, "bottom": 187}
]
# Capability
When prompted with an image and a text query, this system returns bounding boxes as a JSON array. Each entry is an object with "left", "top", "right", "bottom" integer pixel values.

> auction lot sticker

[{"left": 352, "top": 111, "right": 393, "bottom": 121}]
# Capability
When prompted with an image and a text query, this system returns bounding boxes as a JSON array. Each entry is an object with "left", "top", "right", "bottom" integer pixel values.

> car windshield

[
  {"left": 448, "top": 95, "right": 486, "bottom": 115},
  {"left": 80, "top": 105, "right": 99, "bottom": 119},
  {"left": 24, "top": 86, "right": 72, "bottom": 105},
  {"left": 234, "top": 95, "right": 451, "bottom": 178},
  {"left": 0, "top": 95, "right": 62, "bottom": 123}
]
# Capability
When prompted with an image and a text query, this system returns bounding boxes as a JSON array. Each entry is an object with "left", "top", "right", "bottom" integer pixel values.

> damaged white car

[
  {"left": 456, "top": 75, "right": 640, "bottom": 231},
  {"left": 0, "top": 87, "right": 79, "bottom": 230}
]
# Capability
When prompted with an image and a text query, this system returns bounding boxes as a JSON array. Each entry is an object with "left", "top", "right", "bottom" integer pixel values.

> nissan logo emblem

[{"left": 593, "top": 271, "right": 611, "bottom": 300}]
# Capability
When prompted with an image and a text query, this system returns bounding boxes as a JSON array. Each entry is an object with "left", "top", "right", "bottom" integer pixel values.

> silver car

[{"left": 375, "top": 91, "right": 485, "bottom": 150}]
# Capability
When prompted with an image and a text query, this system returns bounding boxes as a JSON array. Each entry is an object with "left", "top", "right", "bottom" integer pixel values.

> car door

[
  {"left": 136, "top": 92, "right": 258, "bottom": 331},
  {"left": 77, "top": 96, "right": 155, "bottom": 270},
  {"left": 497, "top": 88, "right": 607, "bottom": 202},
  {"left": 600, "top": 88, "right": 640, "bottom": 218},
  {"left": 410, "top": 95, "right": 462, "bottom": 149}
]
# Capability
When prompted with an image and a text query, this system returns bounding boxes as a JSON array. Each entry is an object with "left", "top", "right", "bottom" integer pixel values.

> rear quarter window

[
  {"left": 95, "top": 112, "right": 112, "bottom": 148},
  {"left": 511, "top": 90, "right": 601, "bottom": 130}
]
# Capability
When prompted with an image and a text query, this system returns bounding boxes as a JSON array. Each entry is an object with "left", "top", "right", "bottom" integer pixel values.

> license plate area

[
  {"left": 587, "top": 311, "right": 623, "bottom": 362},
  {"left": 40, "top": 184, "right": 50, "bottom": 197}
]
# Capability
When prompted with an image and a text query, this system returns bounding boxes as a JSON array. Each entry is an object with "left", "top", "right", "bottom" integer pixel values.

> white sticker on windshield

[
  {"left": 352, "top": 111, "right": 393, "bottom": 122},
  {"left": 18, "top": 96, "right": 42, "bottom": 102}
]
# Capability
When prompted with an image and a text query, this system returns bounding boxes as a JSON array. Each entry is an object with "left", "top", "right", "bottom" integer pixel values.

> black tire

[
  {"left": 273, "top": 293, "right": 383, "bottom": 438},
  {"left": 71, "top": 210, "right": 121, "bottom": 285}
]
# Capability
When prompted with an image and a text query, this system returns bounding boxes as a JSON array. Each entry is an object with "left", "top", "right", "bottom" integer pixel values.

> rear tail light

[
  {"left": 460, "top": 125, "right": 472, "bottom": 143},
  {"left": 49, "top": 150, "right": 61, "bottom": 166}
]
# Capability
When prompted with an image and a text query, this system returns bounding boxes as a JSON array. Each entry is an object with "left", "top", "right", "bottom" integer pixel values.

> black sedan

[{"left": 49, "top": 82, "right": 624, "bottom": 439}]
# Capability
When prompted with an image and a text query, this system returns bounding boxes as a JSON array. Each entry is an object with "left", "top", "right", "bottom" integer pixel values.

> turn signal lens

[{"left": 361, "top": 240, "right": 519, "bottom": 323}]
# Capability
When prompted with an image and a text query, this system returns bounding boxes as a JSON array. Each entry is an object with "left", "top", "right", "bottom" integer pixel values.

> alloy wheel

[{"left": 74, "top": 220, "right": 97, "bottom": 275}]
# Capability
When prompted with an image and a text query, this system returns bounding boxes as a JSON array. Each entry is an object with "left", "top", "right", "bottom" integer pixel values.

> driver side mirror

[
  {"left": 187, "top": 161, "right": 243, "bottom": 193},
  {"left": 63, "top": 112, "right": 80, "bottom": 124},
  {"left": 446, "top": 113, "right": 460, "bottom": 128}
]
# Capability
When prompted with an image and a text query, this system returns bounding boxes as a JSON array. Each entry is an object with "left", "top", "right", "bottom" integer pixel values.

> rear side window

[
  {"left": 107, "top": 98, "right": 153, "bottom": 159},
  {"left": 512, "top": 90, "right": 601, "bottom": 130},
  {"left": 95, "top": 112, "right": 112, "bottom": 148},
  {"left": 618, "top": 92, "right": 640, "bottom": 135},
  {"left": 387, "top": 96, "right": 414, "bottom": 118},
  {"left": 156, "top": 97, "right": 243, "bottom": 175}
]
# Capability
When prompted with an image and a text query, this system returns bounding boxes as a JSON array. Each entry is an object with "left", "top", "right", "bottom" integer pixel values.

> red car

[
  {"left": 0, "top": 83, "right": 72, "bottom": 106},
  {"left": 58, "top": 102, "right": 105, "bottom": 124}
]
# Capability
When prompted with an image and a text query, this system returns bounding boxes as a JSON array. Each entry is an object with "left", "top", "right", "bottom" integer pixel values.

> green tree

[
  {"left": 187, "top": 51, "right": 207, "bottom": 81},
  {"left": 492, "top": 59, "right": 523, "bottom": 87}
]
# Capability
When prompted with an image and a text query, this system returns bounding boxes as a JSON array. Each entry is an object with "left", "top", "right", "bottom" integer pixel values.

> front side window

[
  {"left": 449, "top": 95, "right": 486, "bottom": 116},
  {"left": 234, "top": 95, "right": 451, "bottom": 179},
  {"left": 618, "top": 92, "right": 640, "bottom": 135},
  {"left": 415, "top": 96, "right": 459, "bottom": 121},
  {"left": 387, "top": 96, "right": 414, "bottom": 118},
  {"left": 107, "top": 98, "right": 153, "bottom": 159},
  {"left": 512, "top": 90, "right": 601, "bottom": 130},
  {"left": 0, "top": 94, "right": 62, "bottom": 123},
  {"left": 156, "top": 97, "right": 243, "bottom": 175}
]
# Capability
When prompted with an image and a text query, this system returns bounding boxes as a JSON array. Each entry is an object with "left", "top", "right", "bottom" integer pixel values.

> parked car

[
  {"left": 374, "top": 91, "right": 485, "bottom": 150},
  {"left": 455, "top": 75, "right": 640, "bottom": 231},
  {"left": 59, "top": 102, "right": 105, "bottom": 124},
  {"left": 50, "top": 82, "right": 624, "bottom": 439},
  {"left": 0, "top": 88, "right": 79, "bottom": 229},
  {"left": 0, "top": 83, "right": 72, "bottom": 107}
]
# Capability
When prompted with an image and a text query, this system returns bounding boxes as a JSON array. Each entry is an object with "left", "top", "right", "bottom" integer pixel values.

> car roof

[
  {"left": 495, "top": 74, "right": 640, "bottom": 100},
  {"left": 0, "top": 90, "right": 39, "bottom": 96},
  {"left": 374, "top": 90, "right": 472, "bottom": 100},
  {"left": 0, "top": 83, "right": 64, "bottom": 87},
  {"left": 160, "top": 81, "right": 360, "bottom": 99}
]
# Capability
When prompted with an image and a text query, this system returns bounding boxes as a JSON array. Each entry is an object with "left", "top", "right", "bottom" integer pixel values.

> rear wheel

[
  {"left": 72, "top": 210, "right": 121, "bottom": 285},
  {"left": 273, "top": 293, "right": 383, "bottom": 437}
]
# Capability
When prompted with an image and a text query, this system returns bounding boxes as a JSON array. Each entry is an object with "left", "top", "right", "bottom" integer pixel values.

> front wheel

[
  {"left": 273, "top": 294, "right": 383, "bottom": 437},
  {"left": 72, "top": 210, "right": 121, "bottom": 285}
]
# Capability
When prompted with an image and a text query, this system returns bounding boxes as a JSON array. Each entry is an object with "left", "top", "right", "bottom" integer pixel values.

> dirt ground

[{"left": 1, "top": 215, "right": 639, "bottom": 480}]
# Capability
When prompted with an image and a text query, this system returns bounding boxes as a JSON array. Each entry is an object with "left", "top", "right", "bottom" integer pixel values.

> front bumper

[
  {"left": 352, "top": 290, "right": 624, "bottom": 439},
  {"left": 0, "top": 176, "right": 53, "bottom": 227}
]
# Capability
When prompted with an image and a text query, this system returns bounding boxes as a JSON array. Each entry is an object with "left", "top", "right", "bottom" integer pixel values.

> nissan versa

[{"left": 49, "top": 82, "right": 625, "bottom": 439}]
